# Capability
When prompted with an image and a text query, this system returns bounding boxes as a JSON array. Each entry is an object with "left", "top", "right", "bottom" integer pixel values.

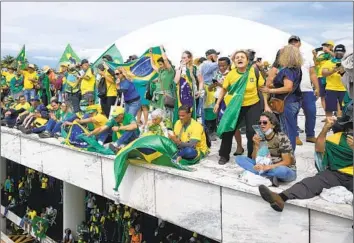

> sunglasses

[
  {"left": 258, "top": 120, "right": 268, "bottom": 125},
  {"left": 115, "top": 72, "right": 122, "bottom": 75}
]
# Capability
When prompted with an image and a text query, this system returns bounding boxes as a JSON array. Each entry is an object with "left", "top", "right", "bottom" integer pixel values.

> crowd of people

[{"left": 1, "top": 35, "right": 353, "bottom": 237}]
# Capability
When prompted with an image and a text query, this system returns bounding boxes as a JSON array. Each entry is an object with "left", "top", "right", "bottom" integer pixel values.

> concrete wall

[{"left": 1, "top": 128, "right": 353, "bottom": 243}]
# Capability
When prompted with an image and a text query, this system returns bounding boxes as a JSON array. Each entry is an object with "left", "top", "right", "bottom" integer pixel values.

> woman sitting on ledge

[{"left": 235, "top": 111, "right": 297, "bottom": 187}]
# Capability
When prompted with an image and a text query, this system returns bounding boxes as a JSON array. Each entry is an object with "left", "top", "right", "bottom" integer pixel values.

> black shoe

[
  {"left": 270, "top": 176, "right": 279, "bottom": 187},
  {"left": 218, "top": 157, "right": 229, "bottom": 165},
  {"left": 109, "top": 143, "right": 120, "bottom": 154},
  {"left": 23, "top": 128, "right": 32, "bottom": 134},
  {"left": 297, "top": 126, "right": 304, "bottom": 133},
  {"left": 233, "top": 148, "right": 245, "bottom": 156}
]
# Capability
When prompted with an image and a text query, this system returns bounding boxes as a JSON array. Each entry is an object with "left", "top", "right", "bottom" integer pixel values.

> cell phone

[
  {"left": 314, "top": 47, "right": 323, "bottom": 52},
  {"left": 336, "top": 63, "right": 342, "bottom": 68},
  {"left": 252, "top": 125, "right": 265, "bottom": 140}
]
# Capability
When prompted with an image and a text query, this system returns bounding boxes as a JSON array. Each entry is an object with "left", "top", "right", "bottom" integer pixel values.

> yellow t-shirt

[
  {"left": 223, "top": 67, "right": 265, "bottom": 107},
  {"left": 326, "top": 132, "right": 353, "bottom": 175},
  {"left": 105, "top": 70, "right": 117, "bottom": 97},
  {"left": 321, "top": 60, "right": 346, "bottom": 91},
  {"left": 81, "top": 68, "right": 96, "bottom": 95},
  {"left": 23, "top": 71, "right": 38, "bottom": 90},
  {"left": 92, "top": 113, "right": 108, "bottom": 129},
  {"left": 28, "top": 210, "right": 37, "bottom": 220},
  {"left": 41, "top": 177, "right": 48, "bottom": 189},
  {"left": 15, "top": 102, "right": 31, "bottom": 111},
  {"left": 173, "top": 119, "right": 208, "bottom": 155},
  {"left": 1, "top": 71, "right": 15, "bottom": 85}
]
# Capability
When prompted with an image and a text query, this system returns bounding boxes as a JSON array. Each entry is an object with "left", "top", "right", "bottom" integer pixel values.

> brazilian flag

[
  {"left": 59, "top": 44, "right": 81, "bottom": 65},
  {"left": 113, "top": 135, "right": 194, "bottom": 191},
  {"left": 61, "top": 121, "right": 114, "bottom": 155},
  {"left": 16, "top": 45, "right": 26, "bottom": 70},
  {"left": 92, "top": 43, "right": 123, "bottom": 70},
  {"left": 106, "top": 46, "right": 163, "bottom": 83},
  {"left": 216, "top": 66, "right": 251, "bottom": 138},
  {"left": 31, "top": 216, "right": 49, "bottom": 239}
]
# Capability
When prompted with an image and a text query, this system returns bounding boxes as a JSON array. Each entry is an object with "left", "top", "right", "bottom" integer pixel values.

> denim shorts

[{"left": 125, "top": 99, "right": 141, "bottom": 116}]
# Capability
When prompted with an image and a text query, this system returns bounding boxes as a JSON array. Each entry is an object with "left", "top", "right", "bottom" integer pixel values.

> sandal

[{"left": 233, "top": 148, "right": 244, "bottom": 156}]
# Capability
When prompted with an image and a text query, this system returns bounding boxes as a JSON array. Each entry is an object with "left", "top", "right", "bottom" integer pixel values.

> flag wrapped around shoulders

[
  {"left": 216, "top": 66, "right": 251, "bottom": 137},
  {"left": 16, "top": 45, "right": 26, "bottom": 70},
  {"left": 61, "top": 121, "right": 114, "bottom": 155},
  {"left": 59, "top": 44, "right": 81, "bottom": 65},
  {"left": 106, "top": 46, "right": 163, "bottom": 83},
  {"left": 113, "top": 135, "right": 193, "bottom": 191},
  {"left": 31, "top": 216, "right": 49, "bottom": 239}
]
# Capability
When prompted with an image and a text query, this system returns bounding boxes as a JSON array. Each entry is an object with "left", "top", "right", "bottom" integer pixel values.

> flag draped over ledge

[
  {"left": 58, "top": 44, "right": 81, "bottom": 65},
  {"left": 106, "top": 46, "right": 163, "bottom": 83},
  {"left": 113, "top": 135, "right": 193, "bottom": 191},
  {"left": 31, "top": 216, "right": 49, "bottom": 239}
]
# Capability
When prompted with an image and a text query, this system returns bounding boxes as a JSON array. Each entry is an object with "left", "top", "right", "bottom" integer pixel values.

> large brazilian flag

[
  {"left": 15, "top": 45, "right": 26, "bottom": 70},
  {"left": 31, "top": 216, "right": 49, "bottom": 239},
  {"left": 106, "top": 46, "right": 163, "bottom": 83},
  {"left": 58, "top": 44, "right": 81, "bottom": 65},
  {"left": 113, "top": 135, "right": 194, "bottom": 191}
]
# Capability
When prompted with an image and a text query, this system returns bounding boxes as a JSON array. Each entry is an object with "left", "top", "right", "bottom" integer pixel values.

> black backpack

[{"left": 97, "top": 77, "right": 107, "bottom": 99}]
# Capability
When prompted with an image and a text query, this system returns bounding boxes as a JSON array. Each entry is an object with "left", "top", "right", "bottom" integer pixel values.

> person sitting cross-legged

[
  {"left": 258, "top": 102, "right": 353, "bottom": 212},
  {"left": 235, "top": 112, "right": 297, "bottom": 187},
  {"left": 168, "top": 105, "right": 209, "bottom": 164},
  {"left": 89, "top": 106, "right": 140, "bottom": 154}
]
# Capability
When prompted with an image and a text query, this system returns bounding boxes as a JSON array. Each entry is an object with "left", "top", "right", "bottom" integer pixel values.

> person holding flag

[{"left": 214, "top": 50, "right": 268, "bottom": 165}]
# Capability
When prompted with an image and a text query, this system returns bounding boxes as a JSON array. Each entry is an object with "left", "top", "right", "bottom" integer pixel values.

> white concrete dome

[{"left": 91, "top": 14, "right": 314, "bottom": 64}]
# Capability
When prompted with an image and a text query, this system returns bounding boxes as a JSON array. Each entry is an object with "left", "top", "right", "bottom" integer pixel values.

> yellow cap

[
  {"left": 111, "top": 106, "right": 125, "bottom": 117},
  {"left": 322, "top": 40, "right": 335, "bottom": 47}
]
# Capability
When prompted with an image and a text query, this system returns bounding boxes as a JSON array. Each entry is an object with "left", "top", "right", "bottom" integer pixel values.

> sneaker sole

[{"left": 258, "top": 185, "right": 283, "bottom": 212}]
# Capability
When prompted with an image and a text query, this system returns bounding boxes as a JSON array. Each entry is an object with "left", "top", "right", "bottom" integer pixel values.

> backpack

[{"left": 97, "top": 77, "right": 107, "bottom": 99}]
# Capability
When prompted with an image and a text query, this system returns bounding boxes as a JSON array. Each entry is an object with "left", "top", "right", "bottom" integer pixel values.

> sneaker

[
  {"left": 306, "top": 137, "right": 316, "bottom": 143},
  {"left": 297, "top": 127, "right": 304, "bottom": 133},
  {"left": 109, "top": 143, "right": 120, "bottom": 154},
  {"left": 38, "top": 131, "right": 51, "bottom": 138},
  {"left": 218, "top": 157, "right": 229, "bottom": 165},
  {"left": 296, "top": 137, "right": 303, "bottom": 146},
  {"left": 53, "top": 133, "right": 61, "bottom": 139},
  {"left": 258, "top": 185, "right": 284, "bottom": 212},
  {"left": 210, "top": 133, "right": 217, "bottom": 141}
]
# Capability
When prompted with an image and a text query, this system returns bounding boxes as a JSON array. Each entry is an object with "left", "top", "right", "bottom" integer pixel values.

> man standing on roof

[{"left": 19, "top": 64, "right": 38, "bottom": 102}]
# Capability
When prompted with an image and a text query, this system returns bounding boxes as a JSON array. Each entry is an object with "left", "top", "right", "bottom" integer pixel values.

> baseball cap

[
  {"left": 81, "top": 59, "right": 89, "bottom": 65},
  {"left": 205, "top": 49, "right": 220, "bottom": 57},
  {"left": 338, "top": 101, "right": 353, "bottom": 125},
  {"left": 334, "top": 44, "right": 346, "bottom": 53},
  {"left": 28, "top": 64, "right": 35, "bottom": 69},
  {"left": 42, "top": 65, "right": 50, "bottom": 73},
  {"left": 322, "top": 40, "right": 335, "bottom": 47},
  {"left": 111, "top": 106, "right": 125, "bottom": 118},
  {"left": 288, "top": 35, "right": 301, "bottom": 43}
]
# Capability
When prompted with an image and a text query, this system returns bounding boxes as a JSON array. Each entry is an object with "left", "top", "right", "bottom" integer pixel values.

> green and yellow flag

[
  {"left": 216, "top": 66, "right": 251, "bottom": 137},
  {"left": 92, "top": 43, "right": 123, "bottom": 69},
  {"left": 16, "top": 45, "right": 26, "bottom": 70},
  {"left": 59, "top": 44, "right": 81, "bottom": 65},
  {"left": 113, "top": 135, "right": 194, "bottom": 191},
  {"left": 107, "top": 46, "right": 163, "bottom": 83},
  {"left": 31, "top": 216, "right": 49, "bottom": 239}
]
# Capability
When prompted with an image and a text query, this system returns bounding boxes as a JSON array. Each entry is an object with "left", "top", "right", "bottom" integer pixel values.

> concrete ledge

[{"left": 1, "top": 127, "right": 352, "bottom": 242}]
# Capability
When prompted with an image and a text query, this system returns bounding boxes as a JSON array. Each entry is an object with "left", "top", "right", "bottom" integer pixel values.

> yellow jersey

[
  {"left": 174, "top": 119, "right": 208, "bottom": 155},
  {"left": 105, "top": 70, "right": 117, "bottom": 97},
  {"left": 81, "top": 68, "right": 95, "bottom": 95},
  {"left": 321, "top": 60, "right": 346, "bottom": 91},
  {"left": 23, "top": 71, "right": 38, "bottom": 90},
  {"left": 92, "top": 113, "right": 108, "bottom": 129},
  {"left": 223, "top": 67, "right": 265, "bottom": 107},
  {"left": 15, "top": 102, "right": 31, "bottom": 111},
  {"left": 1, "top": 71, "right": 15, "bottom": 85}
]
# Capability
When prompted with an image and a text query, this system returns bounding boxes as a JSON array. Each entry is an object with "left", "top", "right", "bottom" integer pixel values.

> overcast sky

[{"left": 1, "top": 2, "right": 353, "bottom": 67}]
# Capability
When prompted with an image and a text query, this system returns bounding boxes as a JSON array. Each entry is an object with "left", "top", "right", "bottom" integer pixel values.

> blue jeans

[
  {"left": 279, "top": 101, "right": 300, "bottom": 151},
  {"left": 23, "top": 89, "right": 35, "bottom": 102},
  {"left": 197, "top": 96, "right": 205, "bottom": 125},
  {"left": 115, "top": 130, "right": 139, "bottom": 147},
  {"left": 177, "top": 147, "right": 198, "bottom": 160},
  {"left": 97, "top": 130, "right": 109, "bottom": 144},
  {"left": 235, "top": 156, "right": 296, "bottom": 182},
  {"left": 125, "top": 100, "right": 141, "bottom": 117},
  {"left": 297, "top": 92, "right": 316, "bottom": 138},
  {"left": 5, "top": 116, "right": 17, "bottom": 127}
]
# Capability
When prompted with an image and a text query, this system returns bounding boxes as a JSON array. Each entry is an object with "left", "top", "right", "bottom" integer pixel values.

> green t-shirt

[
  {"left": 157, "top": 68, "right": 175, "bottom": 92},
  {"left": 106, "top": 113, "right": 140, "bottom": 141},
  {"left": 10, "top": 77, "right": 23, "bottom": 94}
]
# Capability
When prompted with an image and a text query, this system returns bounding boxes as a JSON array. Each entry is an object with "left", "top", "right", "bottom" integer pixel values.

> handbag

[{"left": 269, "top": 97, "right": 285, "bottom": 114}]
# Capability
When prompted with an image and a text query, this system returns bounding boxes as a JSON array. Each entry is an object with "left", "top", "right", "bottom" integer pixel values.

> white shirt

[{"left": 300, "top": 54, "right": 315, "bottom": 92}]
